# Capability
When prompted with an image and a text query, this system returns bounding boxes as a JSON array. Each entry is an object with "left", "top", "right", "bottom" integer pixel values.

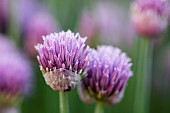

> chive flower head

[
  {"left": 78, "top": 45, "right": 132, "bottom": 104},
  {"left": 35, "top": 30, "right": 90, "bottom": 91}
]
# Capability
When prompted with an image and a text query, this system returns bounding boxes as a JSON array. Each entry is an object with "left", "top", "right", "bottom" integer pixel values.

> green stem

[
  {"left": 95, "top": 101, "right": 103, "bottom": 113},
  {"left": 133, "top": 37, "right": 153, "bottom": 113},
  {"left": 59, "top": 91, "right": 69, "bottom": 113}
]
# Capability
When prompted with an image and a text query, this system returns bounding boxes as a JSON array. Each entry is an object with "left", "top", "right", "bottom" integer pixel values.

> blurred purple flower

[
  {"left": 16, "top": 0, "right": 39, "bottom": 26},
  {"left": 131, "top": 0, "right": 169, "bottom": 37},
  {"left": 0, "top": 0, "right": 8, "bottom": 33},
  {"left": 78, "top": 1, "right": 136, "bottom": 48},
  {"left": 78, "top": 45, "right": 132, "bottom": 104},
  {"left": 78, "top": 9, "right": 97, "bottom": 43},
  {"left": 24, "top": 11, "right": 59, "bottom": 57},
  {"left": 35, "top": 30, "right": 90, "bottom": 91},
  {"left": 0, "top": 34, "right": 16, "bottom": 53},
  {"left": 0, "top": 36, "right": 32, "bottom": 106},
  {"left": 14, "top": 0, "right": 59, "bottom": 58}
]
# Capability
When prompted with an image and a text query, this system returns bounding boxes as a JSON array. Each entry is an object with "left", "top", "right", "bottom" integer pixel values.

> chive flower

[
  {"left": 0, "top": 36, "right": 32, "bottom": 106},
  {"left": 78, "top": 45, "right": 132, "bottom": 104},
  {"left": 131, "top": 0, "right": 169, "bottom": 37},
  {"left": 35, "top": 30, "right": 90, "bottom": 91}
]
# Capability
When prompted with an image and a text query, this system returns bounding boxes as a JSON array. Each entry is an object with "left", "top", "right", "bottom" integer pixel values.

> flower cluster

[
  {"left": 35, "top": 30, "right": 132, "bottom": 104},
  {"left": 78, "top": 46, "right": 132, "bottom": 104},
  {"left": 35, "top": 30, "right": 90, "bottom": 91}
]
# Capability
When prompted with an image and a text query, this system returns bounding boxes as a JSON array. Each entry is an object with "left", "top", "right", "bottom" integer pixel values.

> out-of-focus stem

[{"left": 133, "top": 37, "right": 153, "bottom": 113}]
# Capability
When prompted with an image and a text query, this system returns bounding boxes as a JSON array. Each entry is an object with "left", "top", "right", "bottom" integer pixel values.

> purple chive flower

[
  {"left": 35, "top": 30, "right": 90, "bottom": 91},
  {"left": 24, "top": 11, "right": 59, "bottom": 57},
  {"left": 78, "top": 45, "right": 132, "bottom": 104},
  {"left": 131, "top": 0, "right": 169, "bottom": 37},
  {"left": 0, "top": 37, "right": 32, "bottom": 106}
]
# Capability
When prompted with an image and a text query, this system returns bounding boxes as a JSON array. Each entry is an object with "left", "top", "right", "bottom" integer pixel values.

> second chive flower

[
  {"left": 78, "top": 45, "right": 132, "bottom": 104},
  {"left": 35, "top": 30, "right": 90, "bottom": 91}
]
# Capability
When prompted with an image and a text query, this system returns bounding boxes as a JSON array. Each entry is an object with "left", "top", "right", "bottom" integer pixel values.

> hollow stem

[
  {"left": 59, "top": 91, "right": 69, "bottom": 113},
  {"left": 95, "top": 101, "right": 103, "bottom": 113},
  {"left": 133, "top": 37, "right": 153, "bottom": 113}
]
